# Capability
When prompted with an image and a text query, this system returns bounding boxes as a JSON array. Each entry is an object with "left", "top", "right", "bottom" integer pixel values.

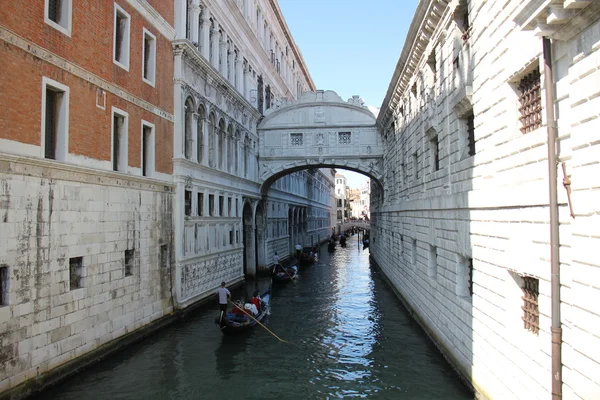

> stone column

[
  {"left": 235, "top": 54, "right": 244, "bottom": 93},
  {"left": 202, "top": 118, "right": 209, "bottom": 166},
  {"left": 175, "top": 0, "right": 188, "bottom": 39},
  {"left": 190, "top": 4, "right": 200, "bottom": 45},
  {"left": 243, "top": 62, "right": 250, "bottom": 101},
  {"left": 211, "top": 24, "right": 220, "bottom": 69},
  {"left": 200, "top": 10, "right": 211, "bottom": 60},
  {"left": 220, "top": 34, "right": 228, "bottom": 76},
  {"left": 227, "top": 44, "right": 235, "bottom": 84},
  {"left": 192, "top": 112, "right": 199, "bottom": 162}
]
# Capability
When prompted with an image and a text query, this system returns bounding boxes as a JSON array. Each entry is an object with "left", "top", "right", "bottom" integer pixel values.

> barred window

[
  {"left": 522, "top": 277, "right": 539, "bottom": 334},
  {"left": 338, "top": 132, "right": 351, "bottom": 145},
  {"left": 69, "top": 257, "right": 83, "bottom": 290},
  {"left": 290, "top": 133, "right": 303, "bottom": 146},
  {"left": 518, "top": 70, "right": 542, "bottom": 134}
]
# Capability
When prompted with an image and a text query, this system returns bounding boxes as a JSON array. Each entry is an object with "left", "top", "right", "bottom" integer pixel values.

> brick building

[
  {"left": 0, "top": 1, "right": 174, "bottom": 395},
  {"left": 373, "top": 0, "right": 600, "bottom": 398}
]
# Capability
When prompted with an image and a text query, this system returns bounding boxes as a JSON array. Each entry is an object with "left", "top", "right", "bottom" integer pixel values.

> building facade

[
  {"left": 335, "top": 173, "right": 349, "bottom": 223},
  {"left": 373, "top": 0, "right": 600, "bottom": 399},
  {"left": 0, "top": 0, "right": 175, "bottom": 395},
  {"left": 172, "top": 0, "right": 333, "bottom": 308}
]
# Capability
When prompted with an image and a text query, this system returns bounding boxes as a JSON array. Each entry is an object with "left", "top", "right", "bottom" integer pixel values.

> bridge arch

[{"left": 257, "top": 90, "right": 384, "bottom": 194}]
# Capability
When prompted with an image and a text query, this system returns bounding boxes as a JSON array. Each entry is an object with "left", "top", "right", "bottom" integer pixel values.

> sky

[{"left": 278, "top": 0, "right": 419, "bottom": 189}]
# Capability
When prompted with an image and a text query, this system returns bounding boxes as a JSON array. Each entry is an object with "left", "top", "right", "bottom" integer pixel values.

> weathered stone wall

[
  {"left": 373, "top": 1, "right": 600, "bottom": 399},
  {"left": 0, "top": 156, "right": 174, "bottom": 393}
]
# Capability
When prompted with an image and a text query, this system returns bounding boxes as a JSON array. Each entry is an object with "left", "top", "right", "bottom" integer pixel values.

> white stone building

[
  {"left": 359, "top": 179, "right": 371, "bottom": 220},
  {"left": 335, "top": 173, "right": 348, "bottom": 223},
  {"left": 373, "top": 0, "right": 600, "bottom": 399},
  {"left": 172, "top": 0, "right": 334, "bottom": 307}
]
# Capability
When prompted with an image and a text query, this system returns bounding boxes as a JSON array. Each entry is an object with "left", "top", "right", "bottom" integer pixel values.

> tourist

[
  {"left": 251, "top": 290, "right": 262, "bottom": 313},
  {"left": 216, "top": 281, "right": 231, "bottom": 313}
]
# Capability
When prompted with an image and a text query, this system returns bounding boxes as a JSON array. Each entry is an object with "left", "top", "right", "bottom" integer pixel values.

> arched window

[
  {"left": 184, "top": 97, "right": 194, "bottom": 159},
  {"left": 197, "top": 105, "right": 205, "bottom": 164},
  {"left": 208, "top": 112, "right": 216, "bottom": 167},
  {"left": 218, "top": 119, "right": 226, "bottom": 170}
]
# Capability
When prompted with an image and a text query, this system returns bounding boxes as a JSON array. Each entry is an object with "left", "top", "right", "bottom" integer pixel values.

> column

[
  {"left": 191, "top": 3, "right": 200, "bottom": 45},
  {"left": 192, "top": 113, "right": 199, "bottom": 162},
  {"left": 211, "top": 23, "right": 220, "bottom": 69},
  {"left": 236, "top": 54, "right": 244, "bottom": 93},
  {"left": 202, "top": 118, "right": 209, "bottom": 166},
  {"left": 227, "top": 43, "right": 235, "bottom": 83},
  {"left": 220, "top": 34, "right": 228, "bottom": 77},
  {"left": 223, "top": 131, "right": 228, "bottom": 172},
  {"left": 243, "top": 62, "right": 250, "bottom": 100},
  {"left": 175, "top": 0, "right": 188, "bottom": 39},
  {"left": 214, "top": 124, "right": 220, "bottom": 170},
  {"left": 200, "top": 10, "right": 211, "bottom": 59}
]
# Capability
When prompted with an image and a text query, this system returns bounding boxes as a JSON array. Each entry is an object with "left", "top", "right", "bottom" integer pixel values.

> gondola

[
  {"left": 215, "top": 288, "right": 271, "bottom": 335},
  {"left": 327, "top": 240, "right": 336, "bottom": 251},
  {"left": 272, "top": 264, "right": 298, "bottom": 282},
  {"left": 339, "top": 236, "right": 347, "bottom": 247},
  {"left": 363, "top": 239, "right": 370, "bottom": 248},
  {"left": 299, "top": 252, "right": 318, "bottom": 265}
]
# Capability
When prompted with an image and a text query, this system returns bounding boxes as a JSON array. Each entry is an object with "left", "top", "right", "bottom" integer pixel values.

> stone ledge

[{"left": 0, "top": 153, "right": 175, "bottom": 193}]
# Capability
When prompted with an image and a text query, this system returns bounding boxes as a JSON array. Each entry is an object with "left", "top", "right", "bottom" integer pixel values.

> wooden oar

[
  {"left": 228, "top": 300, "right": 288, "bottom": 343},
  {"left": 276, "top": 264, "right": 297, "bottom": 284}
]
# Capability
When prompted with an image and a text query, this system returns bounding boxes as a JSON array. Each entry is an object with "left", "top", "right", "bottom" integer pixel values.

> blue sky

[{"left": 278, "top": 0, "right": 419, "bottom": 188}]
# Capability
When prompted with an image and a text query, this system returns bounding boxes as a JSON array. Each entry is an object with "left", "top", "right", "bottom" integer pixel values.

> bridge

[{"left": 257, "top": 90, "right": 384, "bottom": 194}]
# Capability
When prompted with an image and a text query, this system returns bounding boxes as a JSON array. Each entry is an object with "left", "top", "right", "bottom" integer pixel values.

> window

[
  {"left": 124, "top": 249, "right": 134, "bottom": 276},
  {"left": 45, "top": 0, "right": 72, "bottom": 36},
  {"left": 113, "top": 4, "right": 131, "bottom": 70},
  {"left": 412, "top": 152, "right": 418, "bottom": 180},
  {"left": 111, "top": 108, "right": 128, "bottom": 172},
  {"left": 411, "top": 239, "right": 417, "bottom": 269},
  {"left": 219, "top": 196, "right": 224, "bottom": 216},
  {"left": 466, "top": 113, "right": 475, "bottom": 157},
  {"left": 142, "top": 28, "right": 156, "bottom": 86},
  {"left": 522, "top": 277, "right": 539, "bottom": 334},
  {"left": 209, "top": 194, "right": 215, "bottom": 216},
  {"left": 228, "top": 197, "right": 232, "bottom": 216},
  {"left": 429, "top": 132, "right": 439, "bottom": 172},
  {"left": 236, "top": 230, "right": 239, "bottom": 243},
  {"left": 457, "top": 256, "right": 473, "bottom": 299},
  {"left": 69, "top": 257, "right": 83, "bottom": 290},
  {"left": 517, "top": 69, "right": 542, "bottom": 134},
  {"left": 198, "top": 193, "right": 204, "bottom": 216},
  {"left": 229, "top": 230, "right": 234, "bottom": 245},
  {"left": 160, "top": 245, "right": 169, "bottom": 268},
  {"left": 290, "top": 133, "right": 303, "bottom": 146},
  {"left": 184, "top": 190, "right": 192, "bottom": 216},
  {"left": 0, "top": 265, "right": 8, "bottom": 306},
  {"left": 42, "top": 78, "right": 69, "bottom": 161},
  {"left": 235, "top": 199, "right": 239, "bottom": 217},
  {"left": 338, "top": 132, "right": 351, "bottom": 145},
  {"left": 141, "top": 121, "right": 154, "bottom": 177},
  {"left": 428, "top": 245, "right": 437, "bottom": 279}
]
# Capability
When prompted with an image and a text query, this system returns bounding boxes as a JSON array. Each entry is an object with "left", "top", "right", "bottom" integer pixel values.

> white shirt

[
  {"left": 295, "top": 244, "right": 302, "bottom": 251},
  {"left": 273, "top": 254, "right": 280, "bottom": 264},
  {"left": 216, "top": 287, "right": 230, "bottom": 304}
]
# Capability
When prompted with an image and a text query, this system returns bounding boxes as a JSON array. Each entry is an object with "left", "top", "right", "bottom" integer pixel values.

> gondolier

[
  {"left": 216, "top": 281, "right": 231, "bottom": 312},
  {"left": 295, "top": 243, "right": 302, "bottom": 259}
]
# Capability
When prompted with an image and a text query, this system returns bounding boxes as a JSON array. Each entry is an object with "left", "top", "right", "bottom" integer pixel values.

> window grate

[
  {"left": 467, "top": 114, "right": 475, "bottom": 157},
  {"left": 0, "top": 266, "right": 8, "bottom": 306},
  {"left": 124, "top": 249, "right": 134, "bottom": 276},
  {"left": 338, "top": 132, "right": 351, "bottom": 145},
  {"left": 45, "top": 90, "right": 57, "bottom": 160},
  {"left": 518, "top": 70, "right": 542, "bottom": 134},
  {"left": 521, "top": 277, "right": 539, "bottom": 334},
  {"left": 468, "top": 258, "right": 473, "bottom": 296},
  {"left": 290, "top": 133, "right": 303, "bottom": 146},
  {"left": 69, "top": 257, "right": 83, "bottom": 290},
  {"left": 48, "top": 0, "right": 61, "bottom": 23},
  {"left": 184, "top": 190, "right": 191, "bottom": 216}
]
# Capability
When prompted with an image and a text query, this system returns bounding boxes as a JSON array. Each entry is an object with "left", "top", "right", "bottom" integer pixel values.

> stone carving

[
  {"left": 367, "top": 146, "right": 372, "bottom": 154},
  {"left": 314, "top": 106, "right": 325, "bottom": 123},
  {"left": 318, "top": 146, "right": 323, "bottom": 154},
  {"left": 315, "top": 132, "right": 325, "bottom": 145},
  {"left": 269, "top": 148, "right": 275, "bottom": 156}
]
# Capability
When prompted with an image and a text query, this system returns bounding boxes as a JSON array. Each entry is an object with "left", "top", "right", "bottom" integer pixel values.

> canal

[{"left": 40, "top": 236, "right": 472, "bottom": 399}]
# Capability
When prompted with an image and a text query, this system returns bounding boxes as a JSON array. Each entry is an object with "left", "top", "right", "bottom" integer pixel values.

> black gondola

[
  {"left": 340, "top": 236, "right": 347, "bottom": 247},
  {"left": 272, "top": 264, "right": 298, "bottom": 282},
  {"left": 215, "top": 288, "right": 271, "bottom": 335}
]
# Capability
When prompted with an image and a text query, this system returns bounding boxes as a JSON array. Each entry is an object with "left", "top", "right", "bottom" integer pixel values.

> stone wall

[
  {"left": 373, "top": 1, "right": 600, "bottom": 399},
  {"left": 0, "top": 156, "right": 174, "bottom": 393}
]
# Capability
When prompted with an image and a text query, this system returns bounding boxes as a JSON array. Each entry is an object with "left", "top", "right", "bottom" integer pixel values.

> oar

[
  {"left": 228, "top": 300, "right": 288, "bottom": 343},
  {"left": 276, "top": 264, "right": 297, "bottom": 284}
]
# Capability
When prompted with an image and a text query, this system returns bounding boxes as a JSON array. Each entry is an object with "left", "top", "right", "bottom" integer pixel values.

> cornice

[
  {"left": 125, "top": 0, "right": 176, "bottom": 39},
  {"left": 377, "top": 0, "right": 450, "bottom": 129}
]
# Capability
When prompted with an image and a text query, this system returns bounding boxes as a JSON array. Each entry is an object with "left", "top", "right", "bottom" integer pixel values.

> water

[{"left": 41, "top": 237, "right": 472, "bottom": 399}]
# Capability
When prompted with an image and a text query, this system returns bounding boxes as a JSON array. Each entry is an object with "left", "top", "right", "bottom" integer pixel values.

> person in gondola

[
  {"left": 251, "top": 291, "right": 262, "bottom": 313},
  {"left": 295, "top": 243, "right": 302, "bottom": 259},
  {"left": 216, "top": 281, "right": 231, "bottom": 313},
  {"left": 231, "top": 300, "right": 246, "bottom": 318}
]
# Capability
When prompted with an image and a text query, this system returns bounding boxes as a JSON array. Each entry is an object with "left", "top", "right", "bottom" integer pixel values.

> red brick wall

[
  {"left": 0, "top": 0, "right": 174, "bottom": 113},
  {"left": 0, "top": 1, "right": 174, "bottom": 175}
]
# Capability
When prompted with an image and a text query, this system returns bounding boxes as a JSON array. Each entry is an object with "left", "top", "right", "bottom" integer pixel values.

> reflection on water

[{"left": 41, "top": 237, "right": 472, "bottom": 399}]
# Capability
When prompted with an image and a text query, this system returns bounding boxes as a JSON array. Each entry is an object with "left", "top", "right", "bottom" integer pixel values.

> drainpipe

[{"left": 543, "top": 36, "right": 562, "bottom": 400}]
